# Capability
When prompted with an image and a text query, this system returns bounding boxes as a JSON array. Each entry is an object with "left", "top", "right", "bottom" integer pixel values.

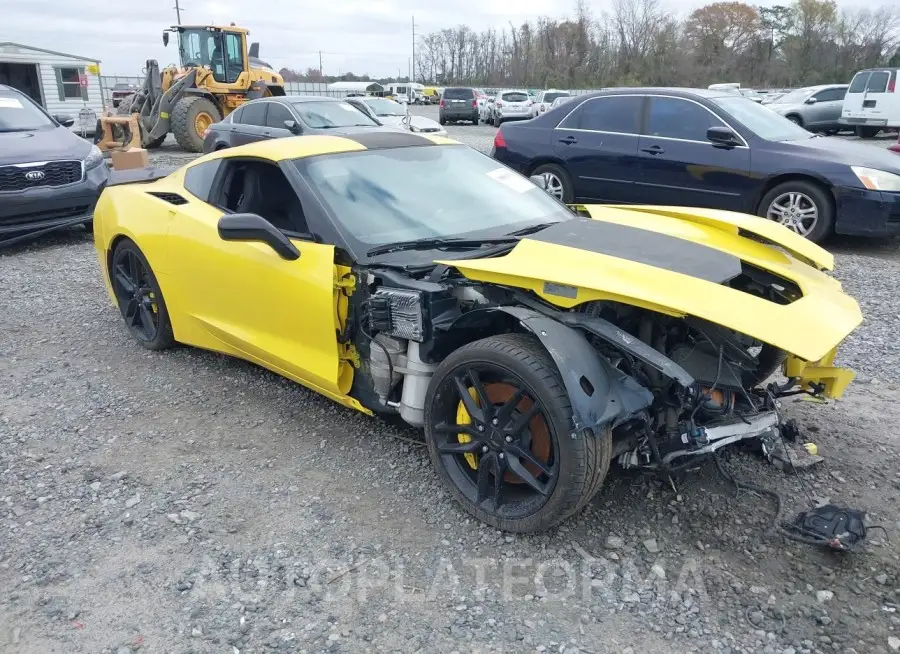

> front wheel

[
  {"left": 172, "top": 96, "right": 221, "bottom": 153},
  {"left": 758, "top": 180, "right": 834, "bottom": 243},
  {"left": 424, "top": 334, "right": 610, "bottom": 532}
]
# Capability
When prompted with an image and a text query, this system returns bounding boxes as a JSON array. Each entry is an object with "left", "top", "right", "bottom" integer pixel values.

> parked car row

[{"left": 492, "top": 87, "right": 900, "bottom": 243}]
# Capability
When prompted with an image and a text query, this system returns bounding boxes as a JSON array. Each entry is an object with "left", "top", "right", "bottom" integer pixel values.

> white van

[{"left": 840, "top": 68, "right": 900, "bottom": 137}]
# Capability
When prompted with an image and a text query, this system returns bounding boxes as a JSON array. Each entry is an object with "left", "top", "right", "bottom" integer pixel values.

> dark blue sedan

[{"left": 491, "top": 88, "right": 900, "bottom": 242}]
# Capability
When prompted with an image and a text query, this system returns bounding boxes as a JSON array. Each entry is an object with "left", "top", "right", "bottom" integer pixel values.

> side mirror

[
  {"left": 804, "top": 97, "right": 818, "bottom": 105},
  {"left": 249, "top": 42, "right": 260, "bottom": 59},
  {"left": 54, "top": 114, "right": 74, "bottom": 127},
  {"left": 217, "top": 213, "right": 300, "bottom": 260},
  {"left": 707, "top": 126, "right": 740, "bottom": 147},
  {"left": 162, "top": 31, "right": 169, "bottom": 47},
  {"left": 283, "top": 120, "right": 302, "bottom": 135}
]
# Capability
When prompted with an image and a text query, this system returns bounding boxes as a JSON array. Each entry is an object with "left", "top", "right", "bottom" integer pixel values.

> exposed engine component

[
  {"left": 370, "top": 288, "right": 426, "bottom": 342},
  {"left": 369, "top": 334, "right": 404, "bottom": 404},
  {"left": 397, "top": 341, "right": 437, "bottom": 427}
]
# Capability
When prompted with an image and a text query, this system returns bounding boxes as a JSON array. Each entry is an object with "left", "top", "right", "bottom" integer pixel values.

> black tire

[
  {"left": 757, "top": 179, "right": 834, "bottom": 243},
  {"left": 171, "top": 96, "right": 221, "bottom": 153},
  {"left": 110, "top": 239, "right": 175, "bottom": 351},
  {"left": 785, "top": 114, "right": 803, "bottom": 127},
  {"left": 439, "top": 115, "right": 446, "bottom": 126},
  {"left": 424, "top": 333, "right": 610, "bottom": 532},
  {"left": 743, "top": 344, "right": 787, "bottom": 388},
  {"left": 493, "top": 114, "right": 501, "bottom": 127},
  {"left": 856, "top": 126, "right": 880, "bottom": 139},
  {"left": 115, "top": 94, "right": 136, "bottom": 116},
  {"left": 530, "top": 163, "right": 574, "bottom": 203}
]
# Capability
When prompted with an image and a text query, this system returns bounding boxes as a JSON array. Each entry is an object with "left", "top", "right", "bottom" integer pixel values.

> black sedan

[
  {"left": 1, "top": 84, "right": 109, "bottom": 248},
  {"left": 491, "top": 88, "right": 900, "bottom": 242},
  {"left": 201, "top": 96, "right": 390, "bottom": 153}
]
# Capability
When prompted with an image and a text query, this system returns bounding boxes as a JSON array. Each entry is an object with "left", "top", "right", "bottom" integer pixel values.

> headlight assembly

[
  {"left": 84, "top": 144, "right": 105, "bottom": 171},
  {"left": 851, "top": 166, "right": 900, "bottom": 192}
]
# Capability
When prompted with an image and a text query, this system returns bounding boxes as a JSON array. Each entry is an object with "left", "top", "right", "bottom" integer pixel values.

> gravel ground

[{"left": 3, "top": 110, "right": 900, "bottom": 654}]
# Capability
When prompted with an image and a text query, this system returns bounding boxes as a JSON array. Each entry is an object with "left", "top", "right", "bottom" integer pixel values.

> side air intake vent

[{"left": 147, "top": 191, "right": 188, "bottom": 206}]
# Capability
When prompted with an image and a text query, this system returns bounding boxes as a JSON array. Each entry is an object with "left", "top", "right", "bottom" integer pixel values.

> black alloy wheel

[
  {"left": 110, "top": 240, "right": 175, "bottom": 350},
  {"left": 425, "top": 334, "right": 610, "bottom": 532}
]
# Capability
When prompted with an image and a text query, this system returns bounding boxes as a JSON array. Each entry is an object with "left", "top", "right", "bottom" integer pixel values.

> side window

[
  {"left": 847, "top": 72, "right": 869, "bottom": 93},
  {"left": 813, "top": 88, "right": 846, "bottom": 102},
  {"left": 866, "top": 71, "right": 889, "bottom": 93},
  {"left": 183, "top": 159, "right": 223, "bottom": 202},
  {"left": 224, "top": 32, "right": 243, "bottom": 84},
  {"left": 645, "top": 97, "right": 724, "bottom": 142},
  {"left": 563, "top": 96, "right": 642, "bottom": 134},
  {"left": 214, "top": 160, "right": 309, "bottom": 234},
  {"left": 229, "top": 106, "right": 244, "bottom": 123},
  {"left": 239, "top": 102, "right": 267, "bottom": 126},
  {"left": 266, "top": 103, "right": 295, "bottom": 129}
]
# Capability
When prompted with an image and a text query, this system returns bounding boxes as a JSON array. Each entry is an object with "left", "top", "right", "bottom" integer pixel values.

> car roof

[
  {"left": 189, "top": 132, "right": 460, "bottom": 164},
  {"left": 579, "top": 87, "right": 734, "bottom": 100},
  {"left": 0, "top": 84, "right": 21, "bottom": 93},
  {"left": 249, "top": 95, "right": 349, "bottom": 105}
]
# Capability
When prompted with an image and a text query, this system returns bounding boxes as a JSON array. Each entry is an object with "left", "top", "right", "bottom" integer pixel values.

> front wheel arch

[{"left": 755, "top": 176, "right": 835, "bottom": 242}]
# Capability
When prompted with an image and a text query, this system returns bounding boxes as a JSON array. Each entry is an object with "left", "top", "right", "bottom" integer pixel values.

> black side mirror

[
  {"left": 163, "top": 31, "right": 169, "bottom": 47},
  {"left": 707, "top": 126, "right": 740, "bottom": 147},
  {"left": 249, "top": 42, "right": 259, "bottom": 59},
  {"left": 283, "top": 120, "right": 302, "bottom": 135},
  {"left": 54, "top": 114, "right": 74, "bottom": 127},
  {"left": 217, "top": 213, "right": 300, "bottom": 260}
]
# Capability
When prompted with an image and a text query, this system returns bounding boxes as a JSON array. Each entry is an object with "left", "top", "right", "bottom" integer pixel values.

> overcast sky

[{"left": 3, "top": 0, "right": 876, "bottom": 78}]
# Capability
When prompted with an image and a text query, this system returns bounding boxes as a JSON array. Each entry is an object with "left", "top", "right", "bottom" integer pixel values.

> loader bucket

[{"left": 96, "top": 113, "right": 143, "bottom": 152}]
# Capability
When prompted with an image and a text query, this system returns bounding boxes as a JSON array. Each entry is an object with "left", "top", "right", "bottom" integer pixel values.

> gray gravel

[{"left": 2, "top": 112, "right": 900, "bottom": 653}]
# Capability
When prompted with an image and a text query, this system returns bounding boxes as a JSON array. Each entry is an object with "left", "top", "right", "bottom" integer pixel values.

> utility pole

[
  {"left": 411, "top": 16, "right": 418, "bottom": 83},
  {"left": 174, "top": 0, "right": 182, "bottom": 25},
  {"left": 319, "top": 51, "right": 323, "bottom": 78}
]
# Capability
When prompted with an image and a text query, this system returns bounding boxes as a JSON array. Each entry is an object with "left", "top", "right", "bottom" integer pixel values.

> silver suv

[{"left": 765, "top": 84, "right": 849, "bottom": 134}]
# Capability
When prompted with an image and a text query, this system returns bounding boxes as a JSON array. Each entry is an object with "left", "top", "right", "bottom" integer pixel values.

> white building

[
  {"left": 327, "top": 81, "right": 385, "bottom": 97},
  {"left": 0, "top": 42, "right": 104, "bottom": 134}
]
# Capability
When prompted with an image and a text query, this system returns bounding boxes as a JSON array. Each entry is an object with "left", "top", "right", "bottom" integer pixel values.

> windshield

[
  {"left": 543, "top": 92, "right": 570, "bottom": 103},
  {"left": 713, "top": 96, "right": 812, "bottom": 142},
  {"left": 0, "top": 92, "right": 55, "bottom": 132},
  {"left": 771, "top": 88, "right": 813, "bottom": 104},
  {"left": 297, "top": 145, "right": 572, "bottom": 250},
  {"left": 502, "top": 92, "right": 528, "bottom": 102},
  {"left": 443, "top": 88, "right": 473, "bottom": 100},
  {"left": 362, "top": 98, "right": 405, "bottom": 116},
  {"left": 291, "top": 101, "right": 379, "bottom": 128}
]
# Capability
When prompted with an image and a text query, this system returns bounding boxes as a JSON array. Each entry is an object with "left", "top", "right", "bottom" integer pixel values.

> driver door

[{"left": 164, "top": 156, "right": 345, "bottom": 398}]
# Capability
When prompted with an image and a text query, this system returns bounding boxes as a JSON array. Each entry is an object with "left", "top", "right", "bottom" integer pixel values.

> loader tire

[
  {"left": 172, "top": 96, "right": 220, "bottom": 153},
  {"left": 115, "top": 94, "right": 136, "bottom": 115}
]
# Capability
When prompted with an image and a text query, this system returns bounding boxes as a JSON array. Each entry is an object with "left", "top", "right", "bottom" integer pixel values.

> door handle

[
  {"left": 641, "top": 145, "right": 665, "bottom": 155},
  {"left": 558, "top": 135, "right": 577, "bottom": 145}
]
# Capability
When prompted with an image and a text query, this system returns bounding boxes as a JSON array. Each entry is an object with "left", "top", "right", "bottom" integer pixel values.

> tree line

[{"left": 410, "top": 0, "right": 900, "bottom": 89}]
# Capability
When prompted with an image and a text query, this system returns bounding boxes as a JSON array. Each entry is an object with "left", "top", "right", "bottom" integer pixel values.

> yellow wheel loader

[{"left": 97, "top": 24, "right": 285, "bottom": 153}]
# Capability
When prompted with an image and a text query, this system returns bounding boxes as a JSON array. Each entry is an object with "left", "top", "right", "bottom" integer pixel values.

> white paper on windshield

[
  {"left": 0, "top": 97, "right": 24, "bottom": 109},
  {"left": 487, "top": 167, "right": 536, "bottom": 194}
]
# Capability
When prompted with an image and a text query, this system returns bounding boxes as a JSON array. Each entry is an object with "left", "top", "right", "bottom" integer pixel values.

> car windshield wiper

[
  {"left": 366, "top": 236, "right": 519, "bottom": 257},
  {"left": 506, "top": 222, "right": 559, "bottom": 237}
]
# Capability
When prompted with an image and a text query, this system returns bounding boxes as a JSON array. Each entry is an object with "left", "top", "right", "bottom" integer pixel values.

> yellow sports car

[{"left": 93, "top": 131, "right": 862, "bottom": 533}]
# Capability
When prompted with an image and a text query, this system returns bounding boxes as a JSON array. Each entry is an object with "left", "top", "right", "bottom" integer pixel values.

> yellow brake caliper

[{"left": 456, "top": 387, "right": 479, "bottom": 470}]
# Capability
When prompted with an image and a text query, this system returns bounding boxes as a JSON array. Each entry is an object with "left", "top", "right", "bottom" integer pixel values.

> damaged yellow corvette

[{"left": 93, "top": 132, "right": 862, "bottom": 532}]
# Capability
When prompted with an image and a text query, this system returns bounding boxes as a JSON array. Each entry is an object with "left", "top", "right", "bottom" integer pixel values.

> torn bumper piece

[{"left": 784, "top": 348, "right": 855, "bottom": 400}]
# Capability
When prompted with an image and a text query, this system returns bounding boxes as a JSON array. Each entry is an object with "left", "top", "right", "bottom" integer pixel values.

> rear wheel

[
  {"left": 786, "top": 115, "right": 803, "bottom": 126},
  {"left": 110, "top": 240, "right": 175, "bottom": 351},
  {"left": 530, "top": 163, "right": 573, "bottom": 203},
  {"left": 424, "top": 334, "right": 610, "bottom": 532},
  {"left": 172, "top": 96, "right": 221, "bottom": 153}
]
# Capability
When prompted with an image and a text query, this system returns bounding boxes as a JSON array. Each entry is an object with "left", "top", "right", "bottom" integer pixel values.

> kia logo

[{"left": 24, "top": 170, "right": 45, "bottom": 181}]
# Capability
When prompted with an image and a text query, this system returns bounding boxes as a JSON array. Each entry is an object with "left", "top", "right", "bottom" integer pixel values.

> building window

[{"left": 55, "top": 67, "right": 88, "bottom": 101}]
